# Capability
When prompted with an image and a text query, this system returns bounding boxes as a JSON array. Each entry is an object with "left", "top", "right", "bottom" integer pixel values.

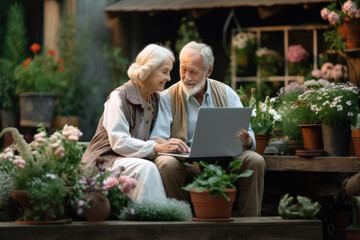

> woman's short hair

[
  {"left": 127, "top": 44, "right": 175, "bottom": 82},
  {"left": 179, "top": 41, "right": 214, "bottom": 71}
]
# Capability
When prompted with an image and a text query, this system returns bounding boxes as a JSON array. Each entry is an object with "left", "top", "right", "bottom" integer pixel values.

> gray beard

[{"left": 182, "top": 75, "right": 207, "bottom": 96}]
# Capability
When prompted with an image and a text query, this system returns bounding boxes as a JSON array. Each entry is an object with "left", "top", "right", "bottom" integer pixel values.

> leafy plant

[
  {"left": 183, "top": 158, "right": 253, "bottom": 201},
  {"left": 278, "top": 193, "right": 321, "bottom": 219},
  {"left": 0, "top": 3, "right": 27, "bottom": 109},
  {"left": 103, "top": 44, "right": 129, "bottom": 89},
  {"left": 14, "top": 43, "right": 65, "bottom": 94},
  {"left": 175, "top": 17, "right": 202, "bottom": 54},
  {"left": 55, "top": 16, "right": 87, "bottom": 116},
  {"left": 0, "top": 124, "right": 84, "bottom": 221},
  {"left": 121, "top": 197, "right": 192, "bottom": 221}
]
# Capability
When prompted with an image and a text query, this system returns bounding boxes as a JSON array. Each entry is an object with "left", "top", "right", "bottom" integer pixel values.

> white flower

[
  {"left": 337, "top": 105, "right": 343, "bottom": 111},
  {"left": 45, "top": 173, "right": 57, "bottom": 179},
  {"left": 252, "top": 109, "right": 257, "bottom": 117}
]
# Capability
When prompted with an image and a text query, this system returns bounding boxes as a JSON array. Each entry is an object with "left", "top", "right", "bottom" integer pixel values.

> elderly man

[{"left": 150, "top": 41, "right": 266, "bottom": 216}]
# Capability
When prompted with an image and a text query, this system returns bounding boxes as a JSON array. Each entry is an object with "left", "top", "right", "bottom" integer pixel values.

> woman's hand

[
  {"left": 153, "top": 138, "right": 190, "bottom": 153},
  {"left": 237, "top": 129, "right": 253, "bottom": 150}
]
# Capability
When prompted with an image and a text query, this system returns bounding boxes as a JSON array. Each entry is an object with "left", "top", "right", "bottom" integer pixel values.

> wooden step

[{"left": 0, "top": 216, "right": 322, "bottom": 240}]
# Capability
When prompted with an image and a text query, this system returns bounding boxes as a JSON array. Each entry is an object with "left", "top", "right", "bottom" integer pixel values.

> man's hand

[
  {"left": 237, "top": 129, "right": 253, "bottom": 150},
  {"left": 153, "top": 138, "right": 190, "bottom": 153}
]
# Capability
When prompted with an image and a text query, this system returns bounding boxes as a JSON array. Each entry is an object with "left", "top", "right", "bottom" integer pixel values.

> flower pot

[
  {"left": 52, "top": 115, "right": 80, "bottom": 130},
  {"left": 11, "top": 189, "right": 71, "bottom": 224},
  {"left": 344, "top": 19, "right": 360, "bottom": 49},
  {"left": 352, "top": 129, "right": 360, "bottom": 157},
  {"left": 299, "top": 124, "right": 323, "bottom": 150},
  {"left": 19, "top": 92, "right": 55, "bottom": 128},
  {"left": 190, "top": 189, "right": 236, "bottom": 221},
  {"left": 322, "top": 124, "right": 351, "bottom": 156},
  {"left": 83, "top": 191, "right": 110, "bottom": 222},
  {"left": 255, "top": 134, "right": 271, "bottom": 155}
]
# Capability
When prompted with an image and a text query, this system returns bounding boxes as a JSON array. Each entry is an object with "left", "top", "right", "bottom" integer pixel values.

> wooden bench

[{"left": 0, "top": 216, "right": 322, "bottom": 240}]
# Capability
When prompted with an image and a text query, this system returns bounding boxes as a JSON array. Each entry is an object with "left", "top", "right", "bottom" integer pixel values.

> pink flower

[
  {"left": 287, "top": 45, "right": 309, "bottom": 63},
  {"left": 62, "top": 124, "right": 83, "bottom": 141},
  {"left": 13, "top": 156, "right": 26, "bottom": 169},
  {"left": 120, "top": 177, "right": 137, "bottom": 193},
  {"left": 332, "top": 64, "right": 348, "bottom": 79},
  {"left": 343, "top": 0, "right": 358, "bottom": 18},
  {"left": 328, "top": 11, "right": 340, "bottom": 25},
  {"left": 321, "top": 8, "right": 330, "bottom": 20},
  {"left": 311, "top": 69, "right": 322, "bottom": 79},
  {"left": 103, "top": 177, "right": 120, "bottom": 190},
  {"left": 54, "top": 145, "right": 65, "bottom": 158},
  {"left": 320, "top": 62, "right": 334, "bottom": 79}
]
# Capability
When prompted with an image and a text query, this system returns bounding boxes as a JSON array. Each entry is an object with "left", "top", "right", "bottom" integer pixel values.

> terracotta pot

[
  {"left": 352, "top": 129, "right": 360, "bottom": 157},
  {"left": 344, "top": 18, "right": 360, "bottom": 48},
  {"left": 11, "top": 189, "right": 66, "bottom": 222},
  {"left": 83, "top": 191, "right": 110, "bottom": 222},
  {"left": 299, "top": 124, "right": 323, "bottom": 150},
  {"left": 190, "top": 189, "right": 236, "bottom": 221},
  {"left": 255, "top": 134, "right": 271, "bottom": 155},
  {"left": 322, "top": 124, "right": 351, "bottom": 156},
  {"left": 52, "top": 115, "right": 80, "bottom": 130}
]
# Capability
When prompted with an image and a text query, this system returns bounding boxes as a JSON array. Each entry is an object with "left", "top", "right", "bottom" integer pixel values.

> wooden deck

[
  {"left": 264, "top": 155, "right": 360, "bottom": 172},
  {"left": 0, "top": 217, "right": 322, "bottom": 240}
]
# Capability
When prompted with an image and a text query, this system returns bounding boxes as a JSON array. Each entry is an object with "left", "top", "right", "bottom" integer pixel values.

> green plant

[
  {"left": 0, "top": 124, "right": 84, "bottom": 220},
  {"left": 121, "top": 197, "right": 192, "bottom": 221},
  {"left": 278, "top": 193, "right": 321, "bottom": 219},
  {"left": 309, "top": 82, "right": 360, "bottom": 127},
  {"left": 103, "top": 44, "right": 129, "bottom": 89},
  {"left": 175, "top": 17, "right": 202, "bottom": 54},
  {"left": 0, "top": 3, "right": 27, "bottom": 109},
  {"left": 233, "top": 31, "right": 257, "bottom": 76},
  {"left": 183, "top": 159, "right": 253, "bottom": 201},
  {"left": 275, "top": 82, "right": 308, "bottom": 140},
  {"left": 256, "top": 47, "right": 283, "bottom": 77},
  {"left": 0, "top": 159, "right": 17, "bottom": 209},
  {"left": 240, "top": 88, "right": 281, "bottom": 135},
  {"left": 14, "top": 43, "right": 64, "bottom": 94},
  {"left": 72, "top": 158, "right": 136, "bottom": 219},
  {"left": 55, "top": 16, "right": 86, "bottom": 116},
  {"left": 321, "top": 0, "right": 360, "bottom": 51}
]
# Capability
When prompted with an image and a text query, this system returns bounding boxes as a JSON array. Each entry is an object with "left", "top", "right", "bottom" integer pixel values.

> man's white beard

[{"left": 183, "top": 74, "right": 207, "bottom": 96}]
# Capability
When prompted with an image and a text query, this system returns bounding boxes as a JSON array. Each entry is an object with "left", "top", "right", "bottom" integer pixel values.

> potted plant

[
  {"left": 0, "top": 124, "right": 84, "bottom": 223},
  {"left": 286, "top": 44, "right": 310, "bottom": 77},
  {"left": 183, "top": 158, "right": 253, "bottom": 221},
  {"left": 0, "top": 3, "right": 28, "bottom": 148},
  {"left": 351, "top": 113, "right": 360, "bottom": 156},
  {"left": 14, "top": 43, "right": 64, "bottom": 128},
  {"left": 232, "top": 31, "right": 257, "bottom": 76},
  {"left": 72, "top": 159, "right": 137, "bottom": 222},
  {"left": 321, "top": 0, "right": 360, "bottom": 50},
  {"left": 52, "top": 16, "right": 87, "bottom": 130},
  {"left": 255, "top": 47, "right": 283, "bottom": 77},
  {"left": 239, "top": 88, "right": 282, "bottom": 155},
  {"left": 275, "top": 82, "right": 307, "bottom": 154},
  {"left": 310, "top": 82, "right": 360, "bottom": 156},
  {"left": 290, "top": 80, "right": 326, "bottom": 152}
]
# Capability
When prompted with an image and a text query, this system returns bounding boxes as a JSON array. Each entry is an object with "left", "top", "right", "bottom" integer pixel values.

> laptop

[{"left": 158, "top": 107, "right": 252, "bottom": 159}]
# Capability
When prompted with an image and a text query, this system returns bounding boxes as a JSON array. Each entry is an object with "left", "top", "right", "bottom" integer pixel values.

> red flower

[
  {"left": 23, "top": 57, "right": 31, "bottom": 67},
  {"left": 48, "top": 49, "right": 56, "bottom": 56},
  {"left": 58, "top": 65, "right": 64, "bottom": 71},
  {"left": 56, "top": 58, "right": 63, "bottom": 63},
  {"left": 30, "top": 43, "right": 41, "bottom": 54}
]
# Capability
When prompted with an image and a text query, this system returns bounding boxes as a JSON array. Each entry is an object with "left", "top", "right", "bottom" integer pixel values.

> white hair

[
  {"left": 179, "top": 41, "right": 214, "bottom": 71},
  {"left": 127, "top": 44, "right": 175, "bottom": 82}
]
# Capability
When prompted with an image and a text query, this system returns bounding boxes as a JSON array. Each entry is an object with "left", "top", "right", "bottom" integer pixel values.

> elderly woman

[{"left": 81, "top": 44, "right": 188, "bottom": 202}]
